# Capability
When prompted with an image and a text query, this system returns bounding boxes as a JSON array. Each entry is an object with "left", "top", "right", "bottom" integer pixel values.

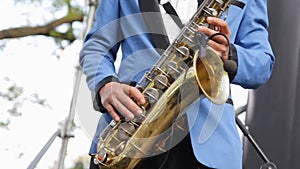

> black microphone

[
  {"left": 223, "top": 60, "right": 237, "bottom": 82},
  {"left": 224, "top": 60, "right": 237, "bottom": 74}
]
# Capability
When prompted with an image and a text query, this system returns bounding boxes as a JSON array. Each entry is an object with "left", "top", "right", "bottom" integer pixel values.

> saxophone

[{"left": 96, "top": 0, "right": 232, "bottom": 168}]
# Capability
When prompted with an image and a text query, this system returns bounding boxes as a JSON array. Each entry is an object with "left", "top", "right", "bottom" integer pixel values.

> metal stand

[
  {"left": 235, "top": 105, "right": 277, "bottom": 169},
  {"left": 27, "top": 130, "right": 61, "bottom": 169},
  {"left": 27, "top": 1, "right": 99, "bottom": 169}
]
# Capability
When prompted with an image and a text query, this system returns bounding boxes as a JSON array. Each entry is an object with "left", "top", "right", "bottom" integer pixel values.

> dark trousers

[{"left": 89, "top": 133, "right": 213, "bottom": 169}]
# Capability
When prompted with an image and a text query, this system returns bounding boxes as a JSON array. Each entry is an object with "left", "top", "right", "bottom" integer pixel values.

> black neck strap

[
  {"left": 158, "top": 0, "right": 245, "bottom": 29},
  {"left": 158, "top": 0, "right": 184, "bottom": 29},
  {"left": 158, "top": 0, "right": 205, "bottom": 28}
]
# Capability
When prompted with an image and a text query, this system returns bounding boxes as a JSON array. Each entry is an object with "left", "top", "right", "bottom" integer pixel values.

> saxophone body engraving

[{"left": 96, "top": 0, "right": 232, "bottom": 168}]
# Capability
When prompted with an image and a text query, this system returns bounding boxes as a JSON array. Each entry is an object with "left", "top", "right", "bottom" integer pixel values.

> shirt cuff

[{"left": 227, "top": 43, "right": 238, "bottom": 82}]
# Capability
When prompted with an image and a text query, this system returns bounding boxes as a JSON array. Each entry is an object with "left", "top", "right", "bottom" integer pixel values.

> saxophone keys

[
  {"left": 117, "top": 122, "right": 136, "bottom": 140},
  {"left": 166, "top": 61, "right": 181, "bottom": 79},
  {"left": 208, "top": 8, "right": 218, "bottom": 16},
  {"left": 96, "top": 148, "right": 107, "bottom": 163},
  {"left": 154, "top": 74, "right": 169, "bottom": 90},
  {"left": 176, "top": 46, "right": 190, "bottom": 57},
  {"left": 144, "top": 88, "right": 160, "bottom": 106}
]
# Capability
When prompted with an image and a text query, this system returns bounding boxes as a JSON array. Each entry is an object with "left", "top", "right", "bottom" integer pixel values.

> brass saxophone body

[{"left": 96, "top": 0, "right": 232, "bottom": 168}]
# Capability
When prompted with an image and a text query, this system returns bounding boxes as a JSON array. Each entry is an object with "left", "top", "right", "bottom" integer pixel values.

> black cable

[{"left": 207, "top": 32, "right": 231, "bottom": 57}]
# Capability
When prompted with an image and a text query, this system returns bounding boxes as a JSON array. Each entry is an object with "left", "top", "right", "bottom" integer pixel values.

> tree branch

[{"left": 0, "top": 13, "right": 84, "bottom": 41}]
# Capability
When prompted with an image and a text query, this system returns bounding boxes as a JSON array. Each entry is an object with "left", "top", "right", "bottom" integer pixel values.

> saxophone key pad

[
  {"left": 154, "top": 74, "right": 169, "bottom": 90},
  {"left": 144, "top": 87, "right": 160, "bottom": 105}
]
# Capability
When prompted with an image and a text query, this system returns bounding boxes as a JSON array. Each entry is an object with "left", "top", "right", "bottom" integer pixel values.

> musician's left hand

[{"left": 198, "top": 16, "right": 231, "bottom": 61}]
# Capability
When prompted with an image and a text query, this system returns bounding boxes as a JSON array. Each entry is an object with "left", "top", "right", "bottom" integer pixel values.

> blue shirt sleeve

[
  {"left": 229, "top": 0, "right": 275, "bottom": 89},
  {"left": 79, "top": 0, "right": 123, "bottom": 111}
]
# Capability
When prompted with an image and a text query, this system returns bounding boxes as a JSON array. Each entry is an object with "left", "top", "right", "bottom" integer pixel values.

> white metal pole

[{"left": 56, "top": 1, "right": 99, "bottom": 169}]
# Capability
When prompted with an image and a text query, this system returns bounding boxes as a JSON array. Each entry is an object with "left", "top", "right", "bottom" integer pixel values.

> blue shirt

[{"left": 79, "top": 0, "right": 275, "bottom": 168}]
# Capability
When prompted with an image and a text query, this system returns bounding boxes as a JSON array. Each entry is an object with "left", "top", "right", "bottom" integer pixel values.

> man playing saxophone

[{"left": 80, "top": 0, "right": 275, "bottom": 168}]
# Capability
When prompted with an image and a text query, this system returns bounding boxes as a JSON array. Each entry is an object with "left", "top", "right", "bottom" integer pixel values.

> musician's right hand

[
  {"left": 198, "top": 16, "right": 231, "bottom": 61},
  {"left": 99, "top": 82, "right": 146, "bottom": 122}
]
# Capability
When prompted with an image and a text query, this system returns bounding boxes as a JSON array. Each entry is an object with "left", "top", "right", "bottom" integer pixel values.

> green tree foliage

[
  {"left": 0, "top": 77, "right": 50, "bottom": 128},
  {"left": 0, "top": 0, "right": 84, "bottom": 45}
]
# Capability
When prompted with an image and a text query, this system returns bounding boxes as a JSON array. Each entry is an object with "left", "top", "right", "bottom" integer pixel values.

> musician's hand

[
  {"left": 198, "top": 17, "right": 231, "bottom": 61},
  {"left": 99, "top": 82, "right": 145, "bottom": 121}
]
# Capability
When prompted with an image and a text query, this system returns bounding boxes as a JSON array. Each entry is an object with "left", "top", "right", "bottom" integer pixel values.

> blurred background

[
  {"left": 0, "top": 0, "right": 299, "bottom": 169},
  {"left": 0, "top": 0, "right": 91, "bottom": 168}
]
